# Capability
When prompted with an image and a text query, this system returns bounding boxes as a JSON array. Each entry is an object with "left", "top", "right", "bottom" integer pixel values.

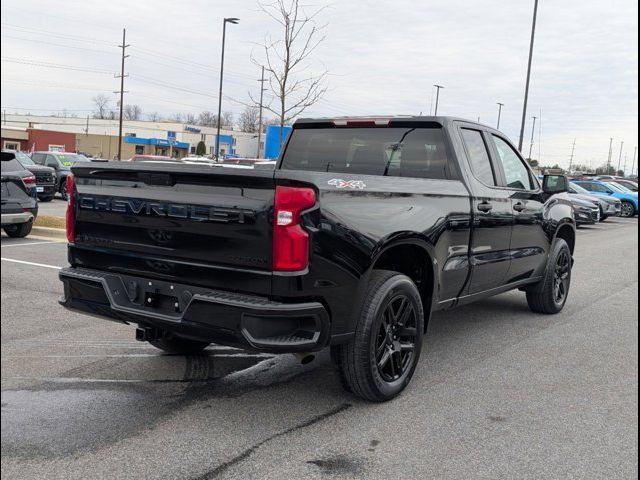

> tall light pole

[
  {"left": 616, "top": 140, "right": 624, "bottom": 174},
  {"left": 632, "top": 147, "right": 637, "bottom": 176},
  {"left": 215, "top": 17, "right": 239, "bottom": 160},
  {"left": 433, "top": 85, "right": 444, "bottom": 115},
  {"left": 256, "top": 66, "right": 266, "bottom": 158},
  {"left": 518, "top": 0, "right": 539, "bottom": 152},
  {"left": 528, "top": 116, "right": 537, "bottom": 161},
  {"left": 496, "top": 102, "right": 504, "bottom": 129},
  {"left": 568, "top": 138, "right": 576, "bottom": 172},
  {"left": 607, "top": 137, "right": 614, "bottom": 170}
]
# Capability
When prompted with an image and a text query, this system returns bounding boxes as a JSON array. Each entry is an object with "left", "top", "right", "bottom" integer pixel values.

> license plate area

[{"left": 144, "top": 291, "right": 180, "bottom": 313}]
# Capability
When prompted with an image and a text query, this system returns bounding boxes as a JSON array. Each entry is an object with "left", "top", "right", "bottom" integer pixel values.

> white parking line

[
  {"left": 0, "top": 257, "right": 62, "bottom": 270},
  {"left": 1, "top": 240, "right": 65, "bottom": 248}
]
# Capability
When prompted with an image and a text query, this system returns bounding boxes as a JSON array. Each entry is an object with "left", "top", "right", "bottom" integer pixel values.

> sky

[{"left": 1, "top": 0, "right": 638, "bottom": 171}]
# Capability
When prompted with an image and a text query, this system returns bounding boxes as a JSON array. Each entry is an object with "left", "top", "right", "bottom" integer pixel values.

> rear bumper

[
  {"left": 58, "top": 267, "right": 330, "bottom": 353},
  {"left": 36, "top": 184, "right": 56, "bottom": 196},
  {"left": 1, "top": 211, "right": 34, "bottom": 226}
]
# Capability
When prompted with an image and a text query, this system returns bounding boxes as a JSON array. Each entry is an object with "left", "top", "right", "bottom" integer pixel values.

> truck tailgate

[{"left": 70, "top": 163, "right": 275, "bottom": 294}]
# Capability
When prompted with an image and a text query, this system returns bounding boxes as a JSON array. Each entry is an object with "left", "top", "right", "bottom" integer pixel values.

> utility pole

[
  {"left": 622, "top": 153, "right": 628, "bottom": 176},
  {"left": 607, "top": 137, "right": 614, "bottom": 170},
  {"left": 85, "top": 115, "right": 90, "bottom": 135},
  {"left": 632, "top": 147, "right": 637, "bottom": 176},
  {"left": 115, "top": 28, "right": 130, "bottom": 161},
  {"left": 496, "top": 102, "right": 504, "bottom": 129},
  {"left": 256, "top": 65, "right": 266, "bottom": 158},
  {"left": 528, "top": 116, "right": 537, "bottom": 161},
  {"left": 616, "top": 140, "right": 624, "bottom": 174},
  {"left": 433, "top": 85, "right": 444, "bottom": 115},
  {"left": 568, "top": 138, "right": 576, "bottom": 172},
  {"left": 518, "top": 0, "right": 539, "bottom": 152}
]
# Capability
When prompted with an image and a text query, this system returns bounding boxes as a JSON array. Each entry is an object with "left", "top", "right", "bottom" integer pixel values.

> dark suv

[
  {"left": 31, "top": 152, "right": 91, "bottom": 200},
  {"left": 5, "top": 150, "right": 57, "bottom": 202},
  {"left": 1, "top": 152, "right": 38, "bottom": 237}
]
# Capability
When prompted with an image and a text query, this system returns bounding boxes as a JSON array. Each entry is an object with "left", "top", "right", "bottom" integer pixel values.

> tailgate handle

[{"left": 138, "top": 173, "right": 175, "bottom": 186}]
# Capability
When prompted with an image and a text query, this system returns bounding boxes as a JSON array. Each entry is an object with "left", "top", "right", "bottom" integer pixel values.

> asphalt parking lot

[{"left": 1, "top": 218, "right": 637, "bottom": 480}]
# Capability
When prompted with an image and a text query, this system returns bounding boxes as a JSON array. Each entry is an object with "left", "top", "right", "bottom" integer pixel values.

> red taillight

[
  {"left": 22, "top": 175, "right": 36, "bottom": 186},
  {"left": 272, "top": 186, "right": 316, "bottom": 272},
  {"left": 66, "top": 174, "right": 76, "bottom": 243}
]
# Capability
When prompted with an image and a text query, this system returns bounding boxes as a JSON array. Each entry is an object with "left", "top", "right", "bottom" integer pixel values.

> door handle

[
  {"left": 513, "top": 202, "right": 526, "bottom": 212},
  {"left": 477, "top": 201, "right": 493, "bottom": 213}
]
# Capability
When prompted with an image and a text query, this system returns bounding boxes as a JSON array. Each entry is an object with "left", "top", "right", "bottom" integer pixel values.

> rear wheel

[
  {"left": 59, "top": 182, "right": 68, "bottom": 201},
  {"left": 331, "top": 270, "right": 424, "bottom": 402},
  {"left": 621, "top": 201, "right": 635, "bottom": 218},
  {"left": 526, "top": 238, "right": 572, "bottom": 314},
  {"left": 149, "top": 334, "right": 209, "bottom": 355},
  {"left": 3, "top": 222, "right": 33, "bottom": 238},
  {"left": 39, "top": 195, "right": 54, "bottom": 202}
]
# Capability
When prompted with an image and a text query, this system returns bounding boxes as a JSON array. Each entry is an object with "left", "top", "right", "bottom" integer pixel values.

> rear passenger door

[
  {"left": 458, "top": 125, "right": 514, "bottom": 295},
  {"left": 488, "top": 134, "right": 548, "bottom": 283}
]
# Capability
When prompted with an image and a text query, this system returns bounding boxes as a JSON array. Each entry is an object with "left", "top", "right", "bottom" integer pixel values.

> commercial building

[{"left": 1, "top": 114, "right": 259, "bottom": 159}]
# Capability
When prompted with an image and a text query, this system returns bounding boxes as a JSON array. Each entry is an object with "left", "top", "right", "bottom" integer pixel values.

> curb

[{"left": 31, "top": 226, "right": 67, "bottom": 240}]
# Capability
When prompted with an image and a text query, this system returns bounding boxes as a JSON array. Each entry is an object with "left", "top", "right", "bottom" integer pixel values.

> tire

[
  {"left": 331, "top": 270, "right": 424, "bottom": 402},
  {"left": 39, "top": 195, "right": 54, "bottom": 202},
  {"left": 620, "top": 201, "right": 636, "bottom": 218},
  {"left": 526, "top": 238, "right": 572, "bottom": 314},
  {"left": 148, "top": 334, "right": 209, "bottom": 355},
  {"left": 599, "top": 214, "right": 608, "bottom": 222},
  {"left": 3, "top": 222, "right": 33, "bottom": 238},
  {"left": 59, "top": 182, "right": 68, "bottom": 201}
]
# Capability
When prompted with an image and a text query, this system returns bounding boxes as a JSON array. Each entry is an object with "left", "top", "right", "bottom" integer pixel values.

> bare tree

[
  {"left": 147, "top": 111, "right": 161, "bottom": 122},
  {"left": 221, "top": 111, "right": 234, "bottom": 129},
  {"left": 92, "top": 94, "right": 110, "bottom": 119},
  {"left": 168, "top": 112, "right": 184, "bottom": 123},
  {"left": 238, "top": 106, "right": 260, "bottom": 133},
  {"left": 184, "top": 113, "right": 198, "bottom": 125},
  {"left": 123, "top": 104, "right": 143, "bottom": 120},
  {"left": 198, "top": 111, "right": 217, "bottom": 127},
  {"left": 250, "top": 0, "right": 328, "bottom": 148}
]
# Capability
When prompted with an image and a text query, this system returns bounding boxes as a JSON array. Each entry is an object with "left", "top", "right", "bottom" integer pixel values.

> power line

[{"left": 0, "top": 57, "right": 113, "bottom": 74}]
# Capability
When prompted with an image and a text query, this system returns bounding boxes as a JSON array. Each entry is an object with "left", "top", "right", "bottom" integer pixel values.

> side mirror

[{"left": 542, "top": 174, "right": 568, "bottom": 194}]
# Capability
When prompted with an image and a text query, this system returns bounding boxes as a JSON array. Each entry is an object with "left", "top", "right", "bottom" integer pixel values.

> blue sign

[{"left": 167, "top": 131, "right": 177, "bottom": 142}]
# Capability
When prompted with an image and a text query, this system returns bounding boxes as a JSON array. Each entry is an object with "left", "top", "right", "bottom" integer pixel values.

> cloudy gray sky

[{"left": 1, "top": 0, "right": 638, "bottom": 170}]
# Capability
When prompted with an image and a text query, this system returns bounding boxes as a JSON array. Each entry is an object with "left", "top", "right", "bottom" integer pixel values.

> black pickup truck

[{"left": 59, "top": 116, "right": 576, "bottom": 401}]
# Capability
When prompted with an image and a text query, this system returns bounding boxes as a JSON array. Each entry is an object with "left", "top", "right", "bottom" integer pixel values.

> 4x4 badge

[{"left": 328, "top": 179, "right": 366, "bottom": 190}]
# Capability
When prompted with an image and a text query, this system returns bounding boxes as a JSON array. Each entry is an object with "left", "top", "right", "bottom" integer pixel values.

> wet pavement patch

[
  {"left": 307, "top": 455, "right": 364, "bottom": 475},
  {"left": 1, "top": 388, "right": 176, "bottom": 458}
]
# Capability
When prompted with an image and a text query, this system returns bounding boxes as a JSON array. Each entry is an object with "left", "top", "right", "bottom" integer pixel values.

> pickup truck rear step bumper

[{"left": 59, "top": 267, "right": 330, "bottom": 353}]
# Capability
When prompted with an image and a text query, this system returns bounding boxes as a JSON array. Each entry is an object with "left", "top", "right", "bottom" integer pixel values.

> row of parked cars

[{"left": 565, "top": 176, "right": 638, "bottom": 224}]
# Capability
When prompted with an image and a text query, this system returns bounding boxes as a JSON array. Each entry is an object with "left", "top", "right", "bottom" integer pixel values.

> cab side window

[
  {"left": 461, "top": 128, "right": 496, "bottom": 186},
  {"left": 32, "top": 153, "right": 46, "bottom": 165},
  {"left": 45, "top": 155, "right": 59, "bottom": 169},
  {"left": 491, "top": 135, "right": 534, "bottom": 190}
]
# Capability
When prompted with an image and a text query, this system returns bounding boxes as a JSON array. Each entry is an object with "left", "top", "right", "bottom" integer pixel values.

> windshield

[
  {"left": 608, "top": 182, "right": 631, "bottom": 193},
  {"left": 609, "top": 182, "right": 633, "bottom": 193},
  {"left": 57, "top": 153, "right": 90, "bottom": 166},
  {"left": 570, "top": 182, "right": 590, "bottom": 195},
  {"left": 12, "top": 151, "right": 35, "bottom": 165}
]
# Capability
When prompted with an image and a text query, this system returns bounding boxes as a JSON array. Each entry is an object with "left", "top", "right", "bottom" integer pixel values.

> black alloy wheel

[
  {"left": 375, "top": 295, "right": 418, "bottom": 383},
  {"left": 553, "top": 250, "right": 571, "bottom": 305}
]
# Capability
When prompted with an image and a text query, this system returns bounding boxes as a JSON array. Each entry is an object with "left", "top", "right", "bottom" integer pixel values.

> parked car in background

[
  {"left": 1, "top": 151, "right": 38, "bottom": 238},
  {"left": 568, "top": 196, "right": 600, "bottom": 225},
  {"left": 572, "top": 179, "right": 638, "bottom": 218},
  {"left": 6, "top": 150, "right": 57, "bottom": 202},
  {"left": 600, "top": 178, "right": 638, "bottom": 192},
  {"left": 567, "top": 182, "right": 621, "bottom": 220},
  {"left": 31, "top": 152, "right": 92, "bottom": 200}
]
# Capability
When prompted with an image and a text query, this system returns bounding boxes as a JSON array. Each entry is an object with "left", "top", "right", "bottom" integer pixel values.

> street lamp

[
  {"left": 433, "top": 85, "right": 444, "bottom": 115},
  {"left": 518, "top": 0, "right": 539, "bottom": 152},
  {"left": 496, "top": 102, "right": 504, "bottom": 129},
  {"left": 215, "top": 17, "right": 239, "bottom": 160}
]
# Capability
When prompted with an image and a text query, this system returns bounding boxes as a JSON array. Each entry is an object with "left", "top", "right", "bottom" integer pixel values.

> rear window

[
  {"left": 281, "top": 127, "right": 457, "bottom": 180},
  {"left": 1, "top": 157, "right": 25, "bottom": 172}
]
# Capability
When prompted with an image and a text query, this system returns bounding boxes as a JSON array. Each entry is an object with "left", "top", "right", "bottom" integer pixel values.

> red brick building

[
  {"left": 1, "top": 127, "right": 29, "bottom": 151},
  {"left": 27, "top": 129, "right": 76, "bottom": 152}
]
